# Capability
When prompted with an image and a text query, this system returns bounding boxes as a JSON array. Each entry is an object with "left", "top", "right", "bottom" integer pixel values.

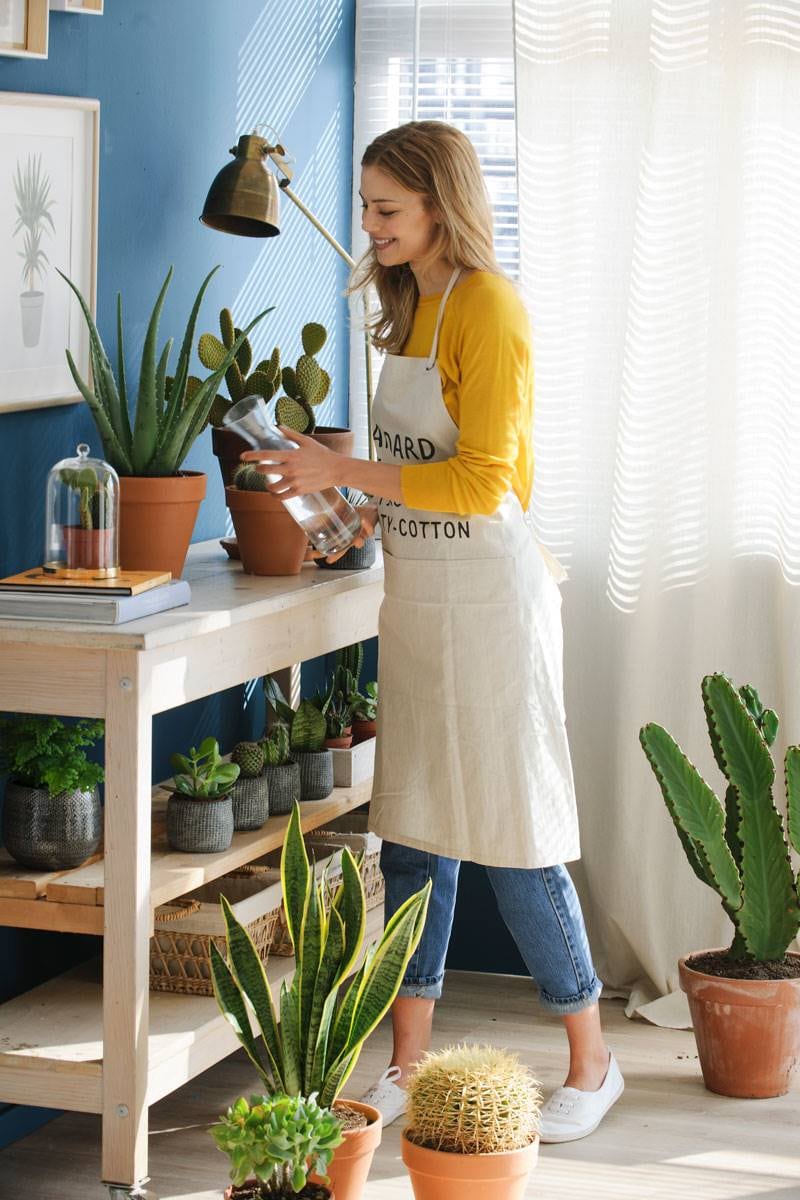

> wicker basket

[{"left": 149, "top": 871, "right": 280, "bottom": 996}]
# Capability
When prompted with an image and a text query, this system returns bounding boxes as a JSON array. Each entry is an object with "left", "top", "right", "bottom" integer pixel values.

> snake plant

[
  {"left": 210, "top": 802, "right": 431, "bottom": 1106},
  {"left": 59, "top": 267, "right": 272, "bottom": 476},
  {"left": 640, "top": 674, "right": 800, "bottom": 962}
]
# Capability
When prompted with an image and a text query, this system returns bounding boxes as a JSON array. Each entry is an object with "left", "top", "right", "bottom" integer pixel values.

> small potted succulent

[
  {"left": 260, "top": 722, "right": 301, "bottom": 816},
  {"left": 210, "top": 1091, "right": 343, "bottom": 1200},
  {"left": 350, "top": 684, "right": 378, "bottom": 746},
  {"left": 229, "top": 740, "right": 269, "bottom": 831},
  {"left": 227, "top": 463, "right": 309, "bottom": 577},
  {"left": 402, "top": 1044, "right": 542, "bottom": 1200},
  {"left": 57, "top": 455, "right": 116, "bottom": 572},
  {"left": 0, "top": 715, "right": 103, "bottom": 870},
  {"left": 166, "top": 737, "right": 240, "bottom": 853},
  {"left": 265, "top": 677, "right": 334, "bottom": 802}
]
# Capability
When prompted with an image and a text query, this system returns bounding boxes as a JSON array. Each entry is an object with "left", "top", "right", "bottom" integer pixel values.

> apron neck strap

[{"left": 425, "top": 267, "right": 462, "bottom": 370}]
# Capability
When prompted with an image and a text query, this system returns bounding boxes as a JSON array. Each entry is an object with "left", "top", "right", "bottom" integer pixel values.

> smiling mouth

[{"left": 373, "top": 239, "right": 396, "bottom": 249}]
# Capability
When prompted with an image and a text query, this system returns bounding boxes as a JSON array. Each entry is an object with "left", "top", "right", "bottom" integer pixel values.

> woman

[{"left": 244, "top": 121, "right": 623, "bottom": 1143}]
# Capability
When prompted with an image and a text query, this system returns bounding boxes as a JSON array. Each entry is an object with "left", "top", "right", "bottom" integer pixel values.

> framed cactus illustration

[{"left": 0, "top": 93, "right": 99, "bottom": 412}]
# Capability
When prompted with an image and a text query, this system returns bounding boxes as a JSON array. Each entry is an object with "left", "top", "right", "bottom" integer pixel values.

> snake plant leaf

[
  {"left": 290, "top": 700, "right": 327, "bottom": 754},
  {"left": 318, "top": 1048, "right": 360, "bottom": 1109},
  {"left": 198, "top": 332, "right": 227, "bottom": 371},
  {"left": 279, "top": 980, "right": 302, "bottom": 1095},
  {"left": 639, "top": 722, "right": 742, "bottom": 910},
  {"left": 132, "top": 267, "right": 173, "bottom": 473},
  {"left": 281, "top": 803, "right": 311, "bottom": 955},
  {"left": 305, "top": 908, "right": 345, "bottom": 1092},
  {"left": 299, "top": 873, "right": 324, "bottom": 1037},
  {"left": 302, "top": 322, "right": 328, "bottom": 356},
  {"left": 332, "top": 847, "right": 367, "bottom": 982},
  {"left": 326, "top": 952, "right": 373, "bottom": 1069},
  {"left": 209, "top": 939, "right": 273, "bottom": 1084},
  {"left": 276, "top": 395, "right": 312, "bottom": 433},
  {"left": 787, "top": 746, "right": 800, "bottom": 859},
  {"left": 309, "top": 987, "right": 340, "bottom": 1097},
  {"left": 220, "top": 306, "right": 235, "bottom": 349}
]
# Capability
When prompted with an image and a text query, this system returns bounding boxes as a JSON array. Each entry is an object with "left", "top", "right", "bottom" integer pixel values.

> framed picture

[
  {"left": 0, "top": 1, "right": 48, "bottom": 57},
  {"left": 0, "top": 93, "right": 98, "bottom": 412}
]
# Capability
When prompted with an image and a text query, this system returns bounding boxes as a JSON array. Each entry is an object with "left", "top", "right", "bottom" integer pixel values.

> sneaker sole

[{"left": 538, "top": 1079, "right": 624, "bottom": 1144}]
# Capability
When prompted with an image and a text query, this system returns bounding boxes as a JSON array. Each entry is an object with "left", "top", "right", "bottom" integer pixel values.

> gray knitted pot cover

[
  {"left": 315, "top": 537, "right": 377, "bottom": 572},
  {"left": 264, "top": 761, "right": 301, "bottom": 815},
  {"left": 231, "top": 774, "right": 270, "bottom": 831},
  {"left": 296, "top": 751, "right": 334, "bottom": 802},
  {"left": 3, "top": 782, "right": 101, "bottom": 870},
  {"left": 166, "top": 794, "right": 234, "bottom": 853}
]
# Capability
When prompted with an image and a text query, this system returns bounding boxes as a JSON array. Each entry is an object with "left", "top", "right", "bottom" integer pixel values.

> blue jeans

[{"left": 381, "top": 840, "right": 602, "bottom": 1014}]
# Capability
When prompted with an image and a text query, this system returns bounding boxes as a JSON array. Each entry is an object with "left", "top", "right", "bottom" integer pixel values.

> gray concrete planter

[
  {"left": 295, "top": 750, "right": 334, "bottom": 802},
  {"left": 263, "top": 761, "right": 301, "bottom": 815},
  {"left": 166, "top": 793, "right": 234, "bottom": 853},
  {"left": 2, "top": 781, "right": 101, "bottom": 870},
  {"left": 230, "top": 774, "right": 270, "bottom": 831}
]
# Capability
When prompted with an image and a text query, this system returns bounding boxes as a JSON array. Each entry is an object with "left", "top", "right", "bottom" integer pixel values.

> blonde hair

[{"left": 351, "top": 121, "right": 501, "bottom": 354}]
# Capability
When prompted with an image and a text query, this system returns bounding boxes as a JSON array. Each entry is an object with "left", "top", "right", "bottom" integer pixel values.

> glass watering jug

[{"left": 222, "top": 395, "right": 362, "bottom": 556}]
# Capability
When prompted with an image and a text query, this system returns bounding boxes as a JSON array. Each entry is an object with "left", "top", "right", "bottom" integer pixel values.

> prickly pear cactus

[
  {"left": 274, "top": 322, "right": 330, "bottom": 434},
  {"left": 406, "top": 1044, "right": 541, "bottom": 1155},
  {"left": 197, "top": 307, "right": 281, "bottom": 428},
  {"left": 231, "top": 740, "right": 266, "bottom": 779}
]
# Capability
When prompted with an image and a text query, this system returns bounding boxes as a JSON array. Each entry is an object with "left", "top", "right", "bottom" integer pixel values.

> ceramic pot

[
  {"left": 166, "top": 793, "right": 234, "bottom": 853},
  {"left": 2, "top": 781, "right": 101, "bottom": 870},
  {"left": 315, "top": 538, "right": 376, "bottom": 573},
  {"left": 311, "top": 1100, "right": 381, "bottom": 1200},
  {"left": 295, "top": 750, "right": 334, "bottom": 801},
  {"left": 226, "top": 486, "right": 308, "bottom": 576},
  {"left": 325, "top": 736, "right": 353, "bottom": 750},
  {"left": 263, "top": 761, "right": 301, "bottom": 815},
  {"left": 119, "top": 471, "right": 206, "bottom": 578},
  {"left": 230, "top": 774, "right": 270, "bottom": 830},
  {"left": 62, "top": 526, "right": 116, "bottom": 572},
  {"left": 351, "top": 720, "right": 376, "bottom": 745},
  {"left": 312, "top": 426, "right": 354, "bottom": 456},
  {"left": 679, "top": 951, "right": 800, "bottom": 1097},
  {"left": 401, "top": 1131, "right": 539, "bottom": 1200}
]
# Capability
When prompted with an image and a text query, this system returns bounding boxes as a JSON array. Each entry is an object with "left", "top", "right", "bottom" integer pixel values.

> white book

[{"left": 0, "top": 580, "right": 191, "bottom": 625}]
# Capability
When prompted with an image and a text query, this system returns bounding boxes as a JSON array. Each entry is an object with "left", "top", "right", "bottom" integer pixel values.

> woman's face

[{"left": 360, "top": 165, "right": 439, "bottom": 269}]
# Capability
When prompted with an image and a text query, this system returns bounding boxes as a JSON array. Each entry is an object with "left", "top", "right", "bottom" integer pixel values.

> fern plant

[{"left": 640, "top": 674, "right": 800, "bottom": 963}]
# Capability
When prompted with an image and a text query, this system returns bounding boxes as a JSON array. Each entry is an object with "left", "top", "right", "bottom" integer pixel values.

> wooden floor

[{"left": 1, "top": 970, "right": 797, "bottom": 1200}]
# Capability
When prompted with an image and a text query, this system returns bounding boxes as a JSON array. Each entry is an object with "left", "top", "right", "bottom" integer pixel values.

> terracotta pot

[
  {"left": 119, "top": 472, "right": 206, "bottom": 579},
  {"left": 226, "top": 486, "right": 308, "bottom": 576},
  {"left": 679, "top": 951, "right": 800, "bottom": 1098},
  {"left": 212, "top": 425, "right": 251, "bottom": 493},
  {"left": 351, "top": 720, "right": 376, "bottom": 745},
  {"left": 312, "top": 426, "right": 354, "bottom": 456},
  {"left": 62, "top": 526, "right": 116, "bottom": 572},
  {"left": 325, "top": 735, "right": 353, "bottom": 750},
  {"left": 312, "top": 1100, "right": 381, "bottom": 1200},
  {"left": 401, "top": 1131, "right": 538, "bottom": 1200}
]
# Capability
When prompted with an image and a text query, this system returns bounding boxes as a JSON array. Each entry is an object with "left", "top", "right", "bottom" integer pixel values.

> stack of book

[{"left": 0, "top": 569, "right": 191, "bottom": 625}]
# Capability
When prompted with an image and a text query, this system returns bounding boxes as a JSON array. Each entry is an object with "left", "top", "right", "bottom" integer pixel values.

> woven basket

[
  {"left": 230, "top": 774, "right": 270, "bottom": 831},
  {"left": 149, "top": 872, "right": 279, "bottom": 996}
]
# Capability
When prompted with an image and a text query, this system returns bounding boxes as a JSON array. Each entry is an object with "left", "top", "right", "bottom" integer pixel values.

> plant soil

[
  {"left": 229, "top": 1185, "right": 330, "bottom": 1200},
  {"left": 688, "top": 950, "right": 800, "bottom": 981},
  {"left": 333, "top": 1099, "right": 370, "bottom": 1130}
]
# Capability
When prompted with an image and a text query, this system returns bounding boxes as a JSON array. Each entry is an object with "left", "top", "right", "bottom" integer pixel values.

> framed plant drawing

[{"left": 0, "top": 93, "right": 99, "bottom": 412}]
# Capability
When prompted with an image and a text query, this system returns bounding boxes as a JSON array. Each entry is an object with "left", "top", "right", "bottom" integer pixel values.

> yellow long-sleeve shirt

[{"left": 398, "top": 270, "right": 534, "bottom": 517}]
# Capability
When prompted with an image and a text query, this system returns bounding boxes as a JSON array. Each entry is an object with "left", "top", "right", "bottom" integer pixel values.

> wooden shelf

[
  {"left": 0, "top": 781, "right": 372, "bottom": 934},
  {"left": 0, "top": 904, "right": 384, "bottom": 1114}
]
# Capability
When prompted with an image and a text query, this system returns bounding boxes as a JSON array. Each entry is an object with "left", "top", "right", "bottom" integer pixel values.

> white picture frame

[
  {"left": 0, "top": 1, "right": 49, "bottom": 58},
  {"left": 0, "top": 93, "right": 99, "bottom": 413}
]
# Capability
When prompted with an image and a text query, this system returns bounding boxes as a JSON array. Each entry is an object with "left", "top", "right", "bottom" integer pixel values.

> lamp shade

[{"left": 200, "top": 134, "right": 280, "bottom": 237}]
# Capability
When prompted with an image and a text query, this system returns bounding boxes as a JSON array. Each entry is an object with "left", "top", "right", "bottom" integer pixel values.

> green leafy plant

[
  {"left": 640, "top": 674, "right": 800, "bottom": 963},
  {"left": 13, "top": 154, "right": 55, "bottom": 292},
  {"left": 0, "top": 715, "right": 104, "bottom": 794},
  {"left": 210, "top": 803, "right": 431, "bottom": 1106},
  {"left": 406, "top": 1044, "right": 541, "bottom": 1155},
  {"left": 275, "top": 323, "right": 330, "bottom": 435},
  {"left": 58, "top": 464, "right": 112, "bottom": 530},
  {"left": 169, "top": 737, "right": 240, "bottom": 799},
  {"left": 59, "top": 267, "right": 272, "bottom": 477},
  {"left": 210, "top": 1091, "right": 343, "bottom": 1195},
  {"left": 197, "top": 305, "right": 281, "bottom": 428},
  {"left": 263, "top": 676, "right": 327, "bottom": 754},
  {"left": 350, "top": 682, "right": 378, "bottom": 723},
  {"left": 262, "top": 723, "right": 292, "bottom": 768}
]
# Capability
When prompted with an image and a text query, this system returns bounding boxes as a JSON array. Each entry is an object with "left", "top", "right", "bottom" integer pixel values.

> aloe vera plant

[
  {"left": 59, "top": 267, "right": 272, "bottom": 476},
  {"left": 210, "top": 803, "right": 431, "bottom": 1105},
  {"left": 640, "top": 674, "right": 800, "bottom": 963}
]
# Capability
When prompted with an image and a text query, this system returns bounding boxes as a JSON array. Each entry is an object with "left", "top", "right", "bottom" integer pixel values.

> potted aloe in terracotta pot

[
  {"left": 211, "top": 803, "right": 431, "bottom": 1200},
  {"left": 402, "top": 1044, "right": 541, "bottom": 1200},
  {"left": 211, "top": 1091, "right": 343, "bottom": 1200},
  {"left": 640, "top": 674, "right": 800, "bottom": 1098},
  {"left": 60, "top": 267, "right": 271, "bottom": 578}
]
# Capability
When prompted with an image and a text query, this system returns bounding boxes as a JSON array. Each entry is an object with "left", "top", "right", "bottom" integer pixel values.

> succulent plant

[
  {"left": 169, "top": 737, "right": 240, "bottom": 799},
  {"left": 640, "top": 674, "right": 800, "bottom": 963},
  {"left": 405, "top": 1044, "right": 542, "bottom": 1155},
  {"left": 262, "top": 723, "right": 291, "bottom": 767},
  {"left": 59, "top": 267, "right": 272, "bottom": 477},
  {"left": 231, "top": 740, "right": 266, "bottom": 779},
  {"left": 275, "top": 322, "right": 330, "bottom": 434},
  {"left": 233, "top": 463, "right": 271, "bottom": 493},
  {"left": 58, "top": 465, "right": 112, "bottom": 530},
  {"left": 351, "top": 681, "right": 378, "bottom": 723},
  {"left": 335, "top": 642, "right": 364, "bottom": 690},
  {"left": 210, "top": 1091, "right": 343, "bottom": 1194},
  {"left": 197, "top": 306, "right": 281, "bottom": 428}
]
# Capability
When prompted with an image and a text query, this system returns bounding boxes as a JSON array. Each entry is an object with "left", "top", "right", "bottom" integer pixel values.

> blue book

[{"left": 0, "top": 580, "right": 191, "bottom": 625}]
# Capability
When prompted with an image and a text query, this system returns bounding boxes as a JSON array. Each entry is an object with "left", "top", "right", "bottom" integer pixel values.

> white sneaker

[
  {"left": 360, "top": 1065, "right": 408, "bottom": 1127},
  {"left": 538, "top": 1053, "right": 624, "bottom": 1144}
]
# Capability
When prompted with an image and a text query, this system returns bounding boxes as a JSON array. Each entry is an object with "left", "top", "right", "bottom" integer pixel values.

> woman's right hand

[{"left": 305, "top": 502, "right": 380, "bottom": 564}]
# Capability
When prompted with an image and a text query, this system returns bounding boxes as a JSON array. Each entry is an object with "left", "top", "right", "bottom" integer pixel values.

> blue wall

[{"left": 0, "top": 0, "right": 356, "bottom": 1144}]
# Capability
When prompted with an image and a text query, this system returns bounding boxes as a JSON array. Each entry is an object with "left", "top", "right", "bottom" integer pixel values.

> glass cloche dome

[{"left": 44, "top": 444, "right": 120, "bottom": 577}]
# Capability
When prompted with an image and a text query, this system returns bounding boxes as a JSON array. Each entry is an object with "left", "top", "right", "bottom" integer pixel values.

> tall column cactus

[
  {"left": 198, "top": 306, "right": 281, "bottom": 427},
  {"left": 275, "top": 322, "right": 330, "bottom": 434},
  {"left": 640, "top": 674, "right": 800, "bottom": 962}
]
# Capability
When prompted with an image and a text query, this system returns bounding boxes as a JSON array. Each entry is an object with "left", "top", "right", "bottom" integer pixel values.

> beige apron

[{"left": 368, "top": 269, "right": 580, "bottom": 869}]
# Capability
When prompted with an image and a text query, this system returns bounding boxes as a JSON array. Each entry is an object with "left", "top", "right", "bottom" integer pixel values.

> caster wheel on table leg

[{"left": 106, "top": 1185, "right": 156, "bottom": 1200}]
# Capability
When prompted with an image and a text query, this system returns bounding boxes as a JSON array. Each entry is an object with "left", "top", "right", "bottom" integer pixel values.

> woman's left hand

[{"left": 240, "top": 427, "right": 345, "bottom": 498}]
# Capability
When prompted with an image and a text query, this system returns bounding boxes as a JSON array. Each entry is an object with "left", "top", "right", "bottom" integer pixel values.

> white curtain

[{"left": 514, "top": 0, "right": 800, "bottom": 1024}]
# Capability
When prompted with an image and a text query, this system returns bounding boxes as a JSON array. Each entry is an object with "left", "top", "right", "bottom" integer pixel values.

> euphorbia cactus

[
  {"left": 640, "top": 674, "right": 800, "bottom": 963},
  {"left": 275, "top": 322, "right": 330, "bottom": 434},
  {"left": 197, "top": 305, "right": 281, "bottom": 427}
]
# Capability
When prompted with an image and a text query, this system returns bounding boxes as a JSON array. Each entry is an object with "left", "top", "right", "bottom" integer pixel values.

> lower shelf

[{"left": 0, "top": 904, "right": 385, "bottom": 1115}]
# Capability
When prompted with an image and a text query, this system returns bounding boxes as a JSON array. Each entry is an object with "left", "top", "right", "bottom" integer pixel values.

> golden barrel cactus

[{"left": 405, "top": 1044, "right": 542, "bottom": 1155}]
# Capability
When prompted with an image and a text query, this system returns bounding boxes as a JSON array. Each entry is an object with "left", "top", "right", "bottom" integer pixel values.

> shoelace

[{"left": 364, "top": 1065, "right": 404, "bottom": 1102}]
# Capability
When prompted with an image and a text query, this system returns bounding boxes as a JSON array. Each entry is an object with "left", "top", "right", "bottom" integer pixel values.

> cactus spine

[
  {"left": 198, "top": 307, "right": 281, "bottom": 427},
  {"left": 230, "top": 740, "right": 265, "bottom": 779},
  {"left": 275, "top": 322, "right": 330, "bottom": 434},
  {"left": 232, "top": 463, "right": 271, "bottom": 492},
  {"left": 405, "top": 1044, "right": 541, "bottom": 1155},
  {"left": 640, "top": 673, "right": 800, "bottom": 962}
]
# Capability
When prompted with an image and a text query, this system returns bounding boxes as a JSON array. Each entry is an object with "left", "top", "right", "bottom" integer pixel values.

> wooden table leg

[{"left": 101, "top": 651, "right": 153, "bottom": 1192}]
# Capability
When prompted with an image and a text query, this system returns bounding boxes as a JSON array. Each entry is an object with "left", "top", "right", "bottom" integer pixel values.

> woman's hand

[
  {"left": 304, "top": 503, "right": 379, "bottom": 565},
  {"left": 240, "top": 426, "right": 344, "bottom": 498}
]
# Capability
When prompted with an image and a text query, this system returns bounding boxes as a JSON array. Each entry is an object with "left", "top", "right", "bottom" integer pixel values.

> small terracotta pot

[
  {"left": 62, "top": 526, "right": 116, "bottom": 571},
  {"left": 119, "top": 471, "right": 206, "bottom": 579},
  {"left": 212, "top": 425, "right": 251, "bottom": 493},
  {"left": 680, "top": 951, "right": 800, "bottom": 1098},
  {"left": 312, "top": 426, "right": 354, "bottom": 456},
  {"left": 312, "top": 1099, "right": 381, "bottom": 1200},
  {"left": 325, "top": 736, "right": 353, "bottom": 750},
  {"left": 401, "top": 1131, "right": 539, "bottom": 1200},
  {"left": 226, "top": 486, "right": 308, "bottom": 576},
  {"left": 351, "top": 720, "right": 376, "bottom": 745}
]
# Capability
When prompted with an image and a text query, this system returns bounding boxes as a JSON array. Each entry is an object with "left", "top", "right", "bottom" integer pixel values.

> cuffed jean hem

[
  {"left": 538, "top": 976, "right": 603, "bottom": 1015},
  {"left": 396, "top": 976, "right": 445, "bottom": 1000}
]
